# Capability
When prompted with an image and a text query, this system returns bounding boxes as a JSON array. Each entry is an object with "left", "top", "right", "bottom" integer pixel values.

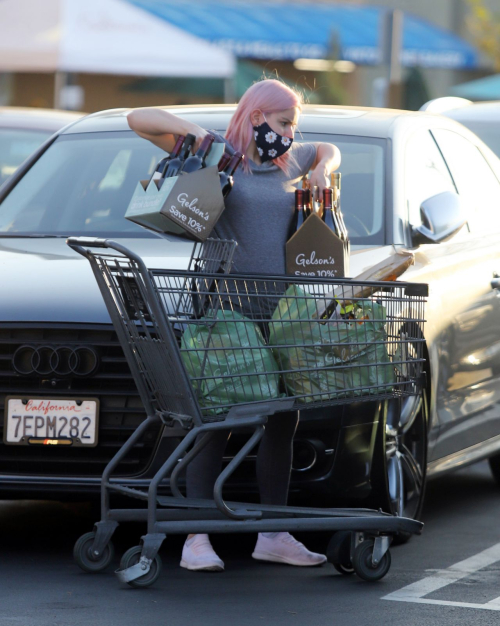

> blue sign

[{"left": 129, "top": 0, "right": 480, "bottom": 70}]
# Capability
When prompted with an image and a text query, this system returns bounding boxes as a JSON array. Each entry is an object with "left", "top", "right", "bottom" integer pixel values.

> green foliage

[{"left": 466, "top": 0, "right": 500, "bottom": 71}]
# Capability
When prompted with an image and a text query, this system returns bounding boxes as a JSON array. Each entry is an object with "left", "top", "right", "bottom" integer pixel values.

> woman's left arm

[{"left": 308, "top": 143, "right": 341, "bottom": 193}]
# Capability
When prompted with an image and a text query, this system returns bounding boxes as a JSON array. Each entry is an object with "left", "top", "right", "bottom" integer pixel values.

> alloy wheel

[
  {"left": 378, "top": 329, "right": 428, "bottom": 533},
  {"left": 385, "top": 390, "right": 427, "bottom": 520}
]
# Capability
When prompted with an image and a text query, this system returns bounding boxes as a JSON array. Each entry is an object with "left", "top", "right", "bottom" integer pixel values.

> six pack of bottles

[
  {"left": 291, "top": 173, "right": 348, "bottom": 245},
  {"left": 150, "top": 132, "right": 243, "bottom": 199},
  {"left": 285, "top": 172, "right": 350, "bottom": 280},
  {"left": 126, "top": 132, "right": 243, "bottom": 242}
]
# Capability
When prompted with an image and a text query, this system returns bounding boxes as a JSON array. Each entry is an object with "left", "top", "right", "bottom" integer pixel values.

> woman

[{"left": 128, "top": 79, "right": 341, "bottom": 572}]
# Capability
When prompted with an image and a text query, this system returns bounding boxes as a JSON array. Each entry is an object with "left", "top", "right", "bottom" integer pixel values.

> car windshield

[
  {"left": 0, "top": 128, "right": 53, "bottom": 186},
  {"left": 0, "top": 130, "right": 386, "bottom": 244}
]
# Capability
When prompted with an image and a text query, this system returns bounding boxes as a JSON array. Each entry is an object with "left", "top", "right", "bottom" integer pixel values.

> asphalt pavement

[{"left": 2, "top": 461, "right": 500, "bottom": 626}]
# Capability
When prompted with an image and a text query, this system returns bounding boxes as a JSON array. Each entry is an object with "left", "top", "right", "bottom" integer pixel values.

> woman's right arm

[{"left": 127, "top": 108, "right": 207, "bottom": 153}]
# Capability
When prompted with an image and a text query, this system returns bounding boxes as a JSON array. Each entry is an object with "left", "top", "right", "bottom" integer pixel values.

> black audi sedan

[{"left": 2, "top": 105, "right": 500, "bottom": 535}]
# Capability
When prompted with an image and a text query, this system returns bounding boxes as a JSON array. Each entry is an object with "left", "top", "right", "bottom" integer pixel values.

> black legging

[{"left": 186, "top": 411, "right": 299, "bottom": 506}]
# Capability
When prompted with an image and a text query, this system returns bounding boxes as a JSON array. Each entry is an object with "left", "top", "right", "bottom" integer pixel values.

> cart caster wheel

[
  {"left": 334, "top": 562, "right": 355, "bottom": 575},
  {"left": 327, "top": 531, "right": 354, "bottom": 575},
  {"left": 73, "top": 531, "right": 115, "bottom": 573},
  {"left": 120, "top": 546, "right": 162, "bottom": 588},
  {"left": 352, "top": 540, "right": 391, "bottom": 582}
]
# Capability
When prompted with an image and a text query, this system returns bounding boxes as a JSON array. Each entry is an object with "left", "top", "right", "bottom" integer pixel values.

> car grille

[{"left": 0, "top": 324, "right": 161, "bottom": 478}]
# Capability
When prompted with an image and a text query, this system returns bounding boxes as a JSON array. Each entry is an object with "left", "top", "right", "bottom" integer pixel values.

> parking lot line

[
  {"left": 385, "top": 598, "right": 500, "bottom": 611},
  {"left": 382, "top": 542, "right": 500, "bottom": 611}
]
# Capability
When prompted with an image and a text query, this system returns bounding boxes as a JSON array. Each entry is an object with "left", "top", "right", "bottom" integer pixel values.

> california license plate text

[{"left": 5, "top": 398, "right": 98, "bottom": 445}]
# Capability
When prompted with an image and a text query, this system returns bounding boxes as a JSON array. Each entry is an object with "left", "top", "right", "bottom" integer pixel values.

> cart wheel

[
  {"left": 327, "top": 531, "right": 354, "bottom": 575},
  {"left": 334, "top": 562, "right": 355, "bottom": 575},
  {"left": 352, "top": 540, "right": 391, "bottom": 582},
  {"left": 73, "top": 531, "right": 115, "bottom": 573},
  {"left": 120, "top": 546, "right": 162, "bottom": 588}
]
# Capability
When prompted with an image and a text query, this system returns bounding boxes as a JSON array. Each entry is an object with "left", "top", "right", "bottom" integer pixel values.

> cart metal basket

[{"left": 67, "top": 236, "right": 428, "bottom": 588}]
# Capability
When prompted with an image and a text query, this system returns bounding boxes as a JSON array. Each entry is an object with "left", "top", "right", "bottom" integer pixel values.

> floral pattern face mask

[{"left": 252, "top": 114, "right": 294, "bottom": 163}]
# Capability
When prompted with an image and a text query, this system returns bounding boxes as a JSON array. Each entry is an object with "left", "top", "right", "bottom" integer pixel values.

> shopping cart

[{"left": 67, "top": 236, "right": 428, "bottom": 587}]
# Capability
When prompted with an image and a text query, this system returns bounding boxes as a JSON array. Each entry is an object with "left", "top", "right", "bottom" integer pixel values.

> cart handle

[
  {"left": 66, "top": 237, "right": 146, "bottom": 268},
  {"left": 66, "top": 236, "right": 111, "bottom": 249}
]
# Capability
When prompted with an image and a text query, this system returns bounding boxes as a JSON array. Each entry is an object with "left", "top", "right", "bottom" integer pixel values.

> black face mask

[{"left": 252, "top": 116, "right": 293, "bottom": 163}]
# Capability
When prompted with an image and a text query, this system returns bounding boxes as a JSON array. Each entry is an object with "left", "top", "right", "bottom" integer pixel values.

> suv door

[
  {"left": 428, "top": 128, "right": 500, "bottom": 459},
  {"left": 404, "top": 128, "right": 470, "bottom": 460}
]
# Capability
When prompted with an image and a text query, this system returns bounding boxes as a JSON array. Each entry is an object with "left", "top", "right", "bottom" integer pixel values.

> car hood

[
  {"left": 0, "top": 237, "right": 395, "bottom": 324},
  {"left": 0, "top": 236, "right": 195, "bottom": 324}
]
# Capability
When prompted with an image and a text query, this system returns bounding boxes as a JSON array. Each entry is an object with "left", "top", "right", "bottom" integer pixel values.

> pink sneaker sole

[
  {"left": 252, "top": 551, "right": 326, "bottom": 567},
  {"left": 180, "top": 559, "right": 224, "bottom": 572}
]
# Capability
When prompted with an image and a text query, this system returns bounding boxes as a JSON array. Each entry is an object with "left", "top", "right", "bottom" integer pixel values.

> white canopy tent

[{"left": 0, "top": 0, "right": 236, "bottom": 106}]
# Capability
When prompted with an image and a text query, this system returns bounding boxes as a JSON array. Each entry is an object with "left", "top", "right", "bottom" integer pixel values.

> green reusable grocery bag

[
  {"left": 181, "top": 310, "right": 280, "bottom": 415},
  {"left": 268, "top": 285, "right": 395, "bottom": 403}
]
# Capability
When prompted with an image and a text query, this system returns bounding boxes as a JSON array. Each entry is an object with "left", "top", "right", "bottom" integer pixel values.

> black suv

[
  {"left": 0, "top": 106, "right": 384, "bottom": 507},
  {"left": 5, "top": 104, "right": 500, "bottom": 534}
]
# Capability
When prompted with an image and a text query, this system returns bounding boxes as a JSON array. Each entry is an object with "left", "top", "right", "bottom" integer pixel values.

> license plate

[{"left": 4, "top": 397, "right": 99, "bottom": 447}]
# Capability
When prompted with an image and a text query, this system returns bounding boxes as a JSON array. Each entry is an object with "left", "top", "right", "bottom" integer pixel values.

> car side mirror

[{"left": 411, "top": 190, "right": 467, "bottom": 246}]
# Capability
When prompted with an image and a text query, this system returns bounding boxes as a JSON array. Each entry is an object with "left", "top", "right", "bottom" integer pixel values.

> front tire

[
  {"left": 488, "top": 454, "right": 500, "bottom": 485},
  {"left": 373, "top": 389, "right": 428, "bottom": 543}
]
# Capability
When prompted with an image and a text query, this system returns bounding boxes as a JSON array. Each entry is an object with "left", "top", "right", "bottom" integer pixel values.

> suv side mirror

[{"left": 411, "top": 190, "right": 467, "bottom": 246}]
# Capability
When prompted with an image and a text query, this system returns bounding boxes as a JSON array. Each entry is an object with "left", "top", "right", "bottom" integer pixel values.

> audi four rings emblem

[{"left": 12, "top": 345, "right": 99, "bottom": 376}]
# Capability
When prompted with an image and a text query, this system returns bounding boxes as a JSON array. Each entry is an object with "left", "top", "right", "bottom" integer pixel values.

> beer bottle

[
  {"left": 180, "top": 133, "right": 215, "bottom": 174},
  {"left": 164, "top": 133, "right": 195, "bottom": 178},
  {"left": 289, "top": 189, "right": 305, "bottom": 236},
  {"left": 312, "top": 185, "right": 323, "bottom": 216},
  {"left": 150, "top": 135, "right": 185, "bottom": 184},
  {"left": 217, "top": 153, "right": 231, "bottom": 172},
  {"left": 302, "top": 175, "right": 311, "bottom": 217},
  {"left": 303, "top": 188, "right": 312, "bottom": 218},
  {"left": 219, "top": 151, "right": 244, "bottom": 198},
  {"left": 151, "top": 157, "right": 169, "bottom": 183},
  {"left": 322, "top": 188, "right": 338, "bottom": 233}
]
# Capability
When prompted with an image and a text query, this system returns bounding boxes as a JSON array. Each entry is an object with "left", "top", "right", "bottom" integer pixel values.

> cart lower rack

[{"left": 67, "top": 237, "right": 428, "bottom": 587}]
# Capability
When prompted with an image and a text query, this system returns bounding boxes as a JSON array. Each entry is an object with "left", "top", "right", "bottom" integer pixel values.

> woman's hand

[
  {"left": 191, "top": 128, "right": 210, "bottom": 153},
  {"left": 309, "top": 143, "right": 341, "bottom": 194},
  {"left": 309, "top": 163, "right": 331, "bottom": 195}
]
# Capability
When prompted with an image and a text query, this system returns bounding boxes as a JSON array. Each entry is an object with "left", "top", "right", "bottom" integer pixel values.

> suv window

[
  {"left": 303, "top": 133, "right": 386, "bottom": 245},
  {"left": 433, "top": 129, "right": 500, "bottom": 232},
  {"left": 405, "top": 130, "right": 457, "bottom": 228},
  {"left": 0, "top": 128, "right": 52, "bottom": 186},
  {"left": 452, "top": 120, "right": 500, "bottom": 160}
]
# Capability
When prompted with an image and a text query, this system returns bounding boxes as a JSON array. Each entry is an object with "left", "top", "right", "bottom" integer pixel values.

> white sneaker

[
  {"left": 180, "top": 534, "right": 224, "bottom": 572},
  {"left": 252, "top": 532, "right": 327, "bottom": 567}
]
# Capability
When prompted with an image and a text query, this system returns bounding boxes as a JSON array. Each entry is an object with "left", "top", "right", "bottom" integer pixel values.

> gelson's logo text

[
  {"left": 176, "top": 192, "right": 210, "bottom": 221},
  {"left": 296, "top": 251, "right": 336, "bottom": 267}
]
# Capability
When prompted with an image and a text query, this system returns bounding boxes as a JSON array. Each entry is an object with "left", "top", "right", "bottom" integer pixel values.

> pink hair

[{"left": 225, "top": 79, "right": 303, "bottom": 174}]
